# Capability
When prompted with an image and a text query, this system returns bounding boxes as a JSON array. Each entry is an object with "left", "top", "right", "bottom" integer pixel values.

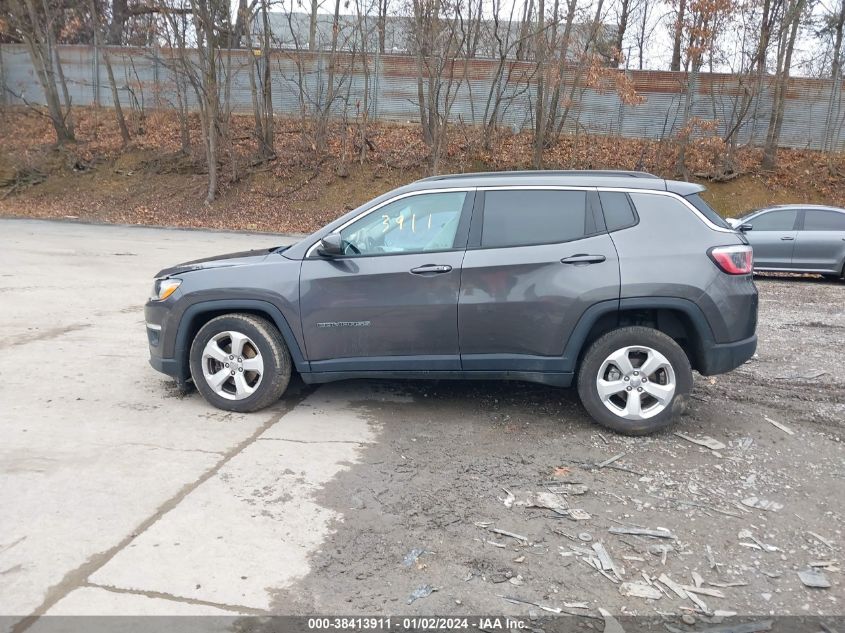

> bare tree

[
  {"left": 89, "top": 0, "right": 130, "bottom": 145},
  {"left": 762, "top": 0, "right": 807, "bottom": 169},
  {"left": 6, "top": 0, "right": 75, "bottom": 143},
  {"left": 672, "top": 0, "right": 735, "bottom": 177},
  {"left": 243, "top": 0, "right": 274, "bottom": 160}
]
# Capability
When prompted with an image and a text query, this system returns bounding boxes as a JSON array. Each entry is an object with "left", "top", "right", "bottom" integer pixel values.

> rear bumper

[{"left": 697, "top": 334, "right": 757, "bottom": 376}]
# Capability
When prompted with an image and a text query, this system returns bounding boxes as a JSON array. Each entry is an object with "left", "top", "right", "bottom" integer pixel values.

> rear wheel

[
  {"left": 189, "top": 313, "right": 291, "bottom": 413},
  {"left": 577, "top": 327, "right": 692, "bottom": 435}
]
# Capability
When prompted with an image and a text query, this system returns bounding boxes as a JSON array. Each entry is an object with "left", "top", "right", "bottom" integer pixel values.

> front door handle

[
  {"left": 781, "top": 236, "right": 795, "bottom": 241},
  {"left": 561, "top": 254, "right": 606, "bottom": 265},
  {"left": 410, "top": 264, "right": 452, "bottom": 275}
]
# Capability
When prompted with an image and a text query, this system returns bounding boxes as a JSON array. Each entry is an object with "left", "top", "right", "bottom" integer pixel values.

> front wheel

[
  {"left": 189, "top": 313, "right": 292, "bottom": 413},
  {"left": 577, "top": 327, "right": 692, "bottom": 435}
]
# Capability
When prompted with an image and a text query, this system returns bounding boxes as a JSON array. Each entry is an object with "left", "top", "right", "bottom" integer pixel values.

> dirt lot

[
  {"left": 1, "top": 220, "right": 842, "bottom": 633},
  {"left": 275, "top": 275, "right": 844, "bottom": 624}
]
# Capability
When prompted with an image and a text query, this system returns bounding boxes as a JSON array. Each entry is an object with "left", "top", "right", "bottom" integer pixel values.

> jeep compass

[{"left": 145, "top": 171, "right": 758, "bottom": 434}]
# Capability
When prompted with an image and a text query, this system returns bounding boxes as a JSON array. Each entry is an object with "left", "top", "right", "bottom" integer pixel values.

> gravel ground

[{"left": 272, "top": 275, "right": 844, "bottom": 627}]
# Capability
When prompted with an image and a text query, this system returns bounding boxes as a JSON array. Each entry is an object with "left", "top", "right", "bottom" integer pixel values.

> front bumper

[
  {"left": 149, "top": 354, "right": 180, "bottom": 377},
  {"left": 697, "top": 334, "right": 757, "bottom": 376},
  {"left": 145, "top": 300, "right": 181, "bottom": 379}
]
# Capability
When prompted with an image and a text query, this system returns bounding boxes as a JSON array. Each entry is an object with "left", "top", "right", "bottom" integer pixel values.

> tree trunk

[
  {"left": 310, "top": 0, "right": 319, "bottom": 50},
  {"left": 762, "top": 0, "right": 804, "bottom": 169},
  {"left": 615, "top": 0, "right": 631, "bottom": 65},
  {"left": 531, "top": 0, "right": 546, "bottom": 168},
  {"left": 671, "top": 0, "right": 686, "bottom": 71},
  {"left": 103, "top": 50, "right": 130, "bottom": 144}
]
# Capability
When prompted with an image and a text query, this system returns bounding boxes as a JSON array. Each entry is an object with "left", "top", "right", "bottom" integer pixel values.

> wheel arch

[
  {"left": 174, "top": 300, "right": 309, "bottom": 382},
  {"left": 563, "top": 298, "right": 716, "bottom": 374}
]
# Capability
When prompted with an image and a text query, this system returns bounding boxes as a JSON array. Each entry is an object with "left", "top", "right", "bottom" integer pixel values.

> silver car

[{"left": 729, "top": 205, "right": 845, "bottom": 279}]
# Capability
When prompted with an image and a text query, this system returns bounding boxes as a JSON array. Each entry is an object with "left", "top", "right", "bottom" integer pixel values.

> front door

[
  {"left": 458, "top": 188, "right": 620, "bottom": 372},
  {"left": 300, "top": 190, "right": 474, "bottom": 371},
  {"left": 745, "top": 208, "right": 800, "bottom": 269}
]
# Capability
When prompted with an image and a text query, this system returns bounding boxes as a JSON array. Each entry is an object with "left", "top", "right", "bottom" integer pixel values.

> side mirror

[
  {"left": 739, "top": 223, "right": 753, "bottom": 232},
  {"left": 317, "top": 233, "right": 344, "bottom": 257}
]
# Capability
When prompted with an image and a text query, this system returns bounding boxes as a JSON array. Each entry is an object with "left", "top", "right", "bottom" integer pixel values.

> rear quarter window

[
  {"left": 685, "top": 193, "right": 731, "bottom": 229},
  {"left": 599, "top": 192, "right": 638, "bottom": 231},
  {"left": 480, "top": 190, "right": 590, "bottom": 248}
]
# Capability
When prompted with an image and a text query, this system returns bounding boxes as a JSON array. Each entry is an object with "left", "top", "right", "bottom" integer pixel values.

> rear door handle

[
  {"left": 561, "top": 254, "right": 606, "bottom": 265},
  {"left": 781, "top": 236, "right": 795, "bottom": 241},
  {"left": 410, "top": 264, "right": 452, "bottom": 275}
]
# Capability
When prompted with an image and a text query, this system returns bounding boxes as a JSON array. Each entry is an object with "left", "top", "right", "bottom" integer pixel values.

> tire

[
  {"left": 577, "top": 326, "right": 692, "bottom": 435},
  {"left": 189, "top": 313, "right": 292, "bottom": 413}
]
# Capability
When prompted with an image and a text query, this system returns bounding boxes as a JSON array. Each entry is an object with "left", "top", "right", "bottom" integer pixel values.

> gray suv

[{"left": 145, "top": 171, "right": 758, "bottom": 434}]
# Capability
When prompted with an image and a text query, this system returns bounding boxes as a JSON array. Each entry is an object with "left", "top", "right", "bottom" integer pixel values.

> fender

[
  {"left": 173, "top": 299, "right": 310, "bottom": 376},
  {"left": 560, "top": 296, "right": 716, "bottom": 372}
]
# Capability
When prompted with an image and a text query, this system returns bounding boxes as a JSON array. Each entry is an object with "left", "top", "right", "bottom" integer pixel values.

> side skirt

[{"left": 299, "top": 370, "right": 573, "bottom": 387}]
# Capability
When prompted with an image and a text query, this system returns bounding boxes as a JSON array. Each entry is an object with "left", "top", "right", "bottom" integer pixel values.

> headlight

[{"left": 151, "top": 278, "right": 181, "bottom": 301}]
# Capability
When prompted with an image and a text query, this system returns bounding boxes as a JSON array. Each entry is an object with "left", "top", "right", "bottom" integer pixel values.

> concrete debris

[
  {"left": 686, "top": 589, "right": 709, "bottom": 613},
  {"left": 486, "top": 540, "right": 506, "bottom": 548},
  {"left": 598, "top": 608, "right": 626, "bottom": 633},
  {"left": 490, "top": 527, "right": 528, "bottom": 543},
  {"left": 402, "top": 548, "right": 427, "bottom": 567},
  {"left": 546, "top": 482, "right": 589, "bottom": 495},
  {"left": 691, "top": 571, "right": 705, "bottom": 588},
  {"left": 681, "top": 614, "right": 696, "bottom": 625},
  {"left": 657, "top": 573, "right": 688, "bottom": 599},
  {"left": 738, "top": 529, "right": 779, "bottom": 552},
  {"left": 709, "top": 580, "right": 749, "bottom": 587},
  {"left": 619, "top": 581, "right": 662, "bottom": 600},
  {"left": 649, "top": 543, "right": 674, "bottom": 565},
  {"left": 524, "top": 491, "right": 569, "bottom": 514},
  {"left": 797, "top": 568, "right": 832, "bottom": 589},
  {"left": 568, "top": 509, "right": 591, "bottom": 521},
  {"left": 592, "top": 542, "right": 623, "bottom": 579},
  {"left": 706, "top": 544, "right": 721, "bottom": 570},
  {"left": 596, "top": 453, "right": 626, "bottom": 468},
  {"left": 741, "top": 497, "right": 783, "bottom": 512},
  {"left": 682, "top": 585, "right": 726, "bottom": 598},
  {"left": 407, "top": 584, "right": 436, "bottom": 604},
  {"left": 498, "top": 594, "right": 563, "bottom": 614},
  {"left": 609, "top": 526, "right": 676, "bottom": 539},
  {"left": 508, "top": 574, "right": 525, "bottom": 586},
  {"left": 501, "top": 487, "right": 515, "bottom": 508},
  {"left": 763, "top": 415, "right": 794, "bottom": 435},
  {"left": 807, "top": 531, "right": 834, "bottom": 549},
  {"left": 674, "top": 432, "right": 726, "bottom": 451}
]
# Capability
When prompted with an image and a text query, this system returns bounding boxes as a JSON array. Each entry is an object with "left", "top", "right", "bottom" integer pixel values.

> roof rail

[{"left": 419, "top": 169, "right": 660, "bottom": 182}]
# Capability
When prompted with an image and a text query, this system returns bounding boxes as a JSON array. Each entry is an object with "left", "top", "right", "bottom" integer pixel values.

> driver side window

[{"left": 339, "top": 192, "right": 467, "bottom": 256}]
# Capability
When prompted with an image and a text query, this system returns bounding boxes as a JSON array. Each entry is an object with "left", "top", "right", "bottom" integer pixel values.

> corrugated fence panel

[{"left": 3, "top": 44, "right": 845, "bottom": 151}]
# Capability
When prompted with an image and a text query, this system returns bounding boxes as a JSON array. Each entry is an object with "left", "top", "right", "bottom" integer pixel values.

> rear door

[
  {"left": 792, "top": 209, "right": 845, "bottom": 274},
  {"left": 744, "top": 208, "right": 800, "bottom": 269},
  {"left": 458, "top": 188, "right": 620, "bottom": 372},
  {"left": 299, "top": 190, "right": 474, "bottom": 371}
]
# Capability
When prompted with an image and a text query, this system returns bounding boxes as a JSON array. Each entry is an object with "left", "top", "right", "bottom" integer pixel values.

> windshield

[{"left": 685, "top": 193, "right": 731, "bottom": 229}]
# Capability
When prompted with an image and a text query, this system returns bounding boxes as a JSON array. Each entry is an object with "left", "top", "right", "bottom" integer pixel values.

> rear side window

[
  {"left": 749, "top": 209, "right": 798, "bottom": 231},
  {"left": 599, "top": 192, "right": 637, "bottom": 231},
  {"left": 481, "top": 190, "right": 589, "bottom": 248},
  {"left": 685, "top": 193, "right": 730, "bottom": 229},
  {"left": 804, "top": 210, "right": 845, "bottom": 231}
]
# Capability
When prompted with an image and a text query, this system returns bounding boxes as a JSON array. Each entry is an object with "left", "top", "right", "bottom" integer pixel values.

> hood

[{"left": 155, "top": 247, "right": 284, "bottom": 277}]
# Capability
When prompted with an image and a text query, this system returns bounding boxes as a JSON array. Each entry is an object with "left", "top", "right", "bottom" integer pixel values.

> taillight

[{"left": 708, "top": 245, "right": 753, "bottom": 275}]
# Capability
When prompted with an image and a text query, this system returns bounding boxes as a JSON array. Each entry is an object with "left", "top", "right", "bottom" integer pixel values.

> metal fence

[{"left": 2, "top": 43, "right": 844, "bottom": 151}]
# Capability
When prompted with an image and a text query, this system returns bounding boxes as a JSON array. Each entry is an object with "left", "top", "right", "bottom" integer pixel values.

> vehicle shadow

[{"left": 753, "top": 271, "right": 843, "bottom": 285}]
